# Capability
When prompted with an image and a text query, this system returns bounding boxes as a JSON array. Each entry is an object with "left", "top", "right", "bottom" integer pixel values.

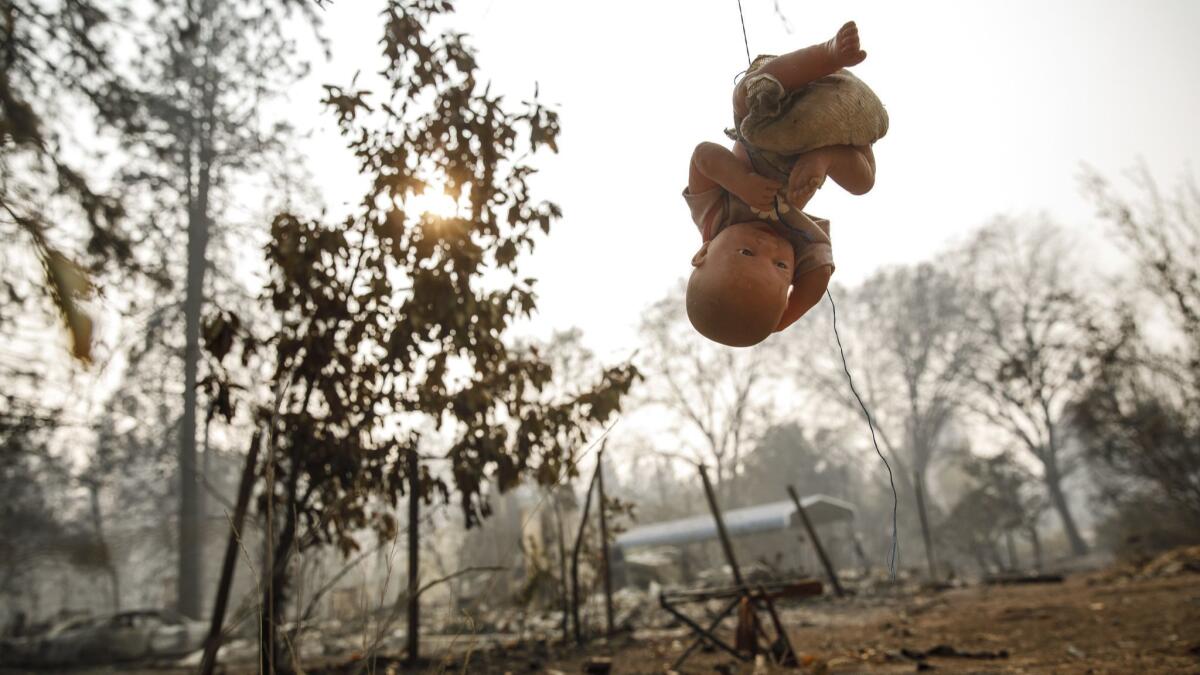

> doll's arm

[
  {"left": 775, "top": 264, "right": 833, "bottom": 332},
  {"left": 689, "top": 142, "right": 781, "bottom": 212},
  {"left": 734, "top": 21, "right": 866, "bottom": 118}
]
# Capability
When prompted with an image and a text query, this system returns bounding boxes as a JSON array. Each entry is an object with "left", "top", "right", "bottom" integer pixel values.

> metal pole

[
  {"left": 786, "top": 486, "right": 844, "bottom": 597},
  {"left": 662, "top": 594, "right": 746, "bottom": 668},
  {"left": 699, "top": 464, "right": 744, "bottom": 587},
  {"left": 596, "top": 449, "right": 614, "bottom": 635}
]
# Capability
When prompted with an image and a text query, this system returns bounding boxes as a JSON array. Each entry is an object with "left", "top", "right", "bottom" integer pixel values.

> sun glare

[{"left": 401, "top": 189, "right": 460, "bottom": 220}]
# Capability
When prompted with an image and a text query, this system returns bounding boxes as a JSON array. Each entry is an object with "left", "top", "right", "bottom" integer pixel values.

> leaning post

[
  {"left": 786, "top": 485, "right": 845, "bottom": 597},
  {"left": 596, "top": 448, "right": 614, "bottom": 635},
  {"left": 199, "top": 431, "right": 262, "bottom": 675},
  {"left": 698, "top": 464, "right": 745, "bottom": 587}
]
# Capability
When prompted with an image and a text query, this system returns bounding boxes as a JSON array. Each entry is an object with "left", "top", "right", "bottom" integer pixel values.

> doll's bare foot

[
  {"left": 787, "top": 150, "right": 831, "bottom": 209},
  {"left": 827, "top": 21, "right": 866, "bottom": 68},
  {"left": 731, "top": 171, "right": 784, "bottom": 213}
]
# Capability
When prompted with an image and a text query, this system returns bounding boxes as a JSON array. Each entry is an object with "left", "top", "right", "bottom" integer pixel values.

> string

[
  {"left": 736, "top": 0, "right": 752, "bottom": 66},
  {"left": 827, "top": 289, "right": 898, "bottom": 580}
]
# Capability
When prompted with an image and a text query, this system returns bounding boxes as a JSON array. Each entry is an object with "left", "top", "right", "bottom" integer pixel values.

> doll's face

[
  {"left": 692, "top": 221, "right": 795, "bottom": 289},
  {"left": 684, "top": 221, "right": 795, "bottom": 347}
]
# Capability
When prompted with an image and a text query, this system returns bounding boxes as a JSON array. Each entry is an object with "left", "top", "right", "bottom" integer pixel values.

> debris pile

[
  {"left": 1090, "top": 544, "right": 1200, "bottom": 584},
  {"left": 1137, "top": 545, "right": 1200, "bottom": 578}
]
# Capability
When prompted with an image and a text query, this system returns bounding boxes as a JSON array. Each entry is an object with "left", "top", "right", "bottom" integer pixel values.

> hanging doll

[{"left": 683, "top": 21, "right": 888, "bottom": 347}]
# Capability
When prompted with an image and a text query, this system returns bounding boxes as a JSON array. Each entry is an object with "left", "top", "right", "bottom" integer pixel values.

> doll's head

[{"left": 686, "top": 221, "right": 794, "bottom": 347}]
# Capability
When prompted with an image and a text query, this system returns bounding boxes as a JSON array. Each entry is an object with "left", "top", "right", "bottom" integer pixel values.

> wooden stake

[
  {"left": 552, "top": 491, "right": 570, "bottom": 643},
  {"left": 699, "top": 464, "right": 744, "bottom": 587},
  {"left": 596, "top": 448, "right": 614, "bottom": 635},
  {"left": 406, "top": 448, "right": 420, "bottom": 664},
  {"left": 571, "top": 442, "right": 604, "bottom": 644},
  {"left": 199, "top": 431, "right": 262, "bottom": 675},
  {"left": 786, "top": 486, "right": 844, "bottom": 598}
]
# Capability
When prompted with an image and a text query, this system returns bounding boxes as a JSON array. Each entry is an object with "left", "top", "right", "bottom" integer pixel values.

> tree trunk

[
  {"left": 260, "top": 492, "right": 296, "bottom": 674},
  {"left": 178, "top": 213, "right": 205, "bottom": 619},
  {"left": 178, "top": 59, "right": 216, "bottom": 621},
  {"left": 552, "top": 490, "right": 569, "bottom": 643},
  {"left": 1027, "top": 525, "right": 1043, "bottom": 572},
  {"left": 88, "top": 484, "right": 120, "bottom": 612},
  {"left": 913, "top": 469, "right": 938, "bottom": 580},
  {"left": 986, "top": 538, "right": 1005, "bottom": 571},
  {"left": 1004, "top": 530, "right": 1018, "bottom": 571},
  {"left": 970, "top": 541, "right": 990, "bottom": 575},
  {"left": 406, "top": 449, "right": 420, "bottom": 665},
  {"left": 260, "top": 433, "right": 302, "bottom": 675},
  {"left": 105, "top": 556, "right": 121, "bottom": 613},
  {"left": 1044, "top": 463, "right": 1088, "bottom": 555}
]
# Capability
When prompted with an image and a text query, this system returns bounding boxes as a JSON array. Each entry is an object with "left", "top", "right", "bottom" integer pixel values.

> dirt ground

[
  {"left": 360, "top": 569, "right": 1200, "bottom": 675},
  {"left": 4, "top": 563, "right": 1198, "bottom": 674}
]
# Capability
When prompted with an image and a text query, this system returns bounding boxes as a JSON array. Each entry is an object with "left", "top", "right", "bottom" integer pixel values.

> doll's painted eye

[{"left": 738, "top": 248, "right": 753, "bottom": 256}]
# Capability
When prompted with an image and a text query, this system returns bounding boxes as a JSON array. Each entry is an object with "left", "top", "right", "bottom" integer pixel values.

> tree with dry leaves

[
  {"left": 201, "top": 1, "right": 638, "bottom": 668},
  {"left": 0, "top": 1, "right": 148, "bottom": 367}
]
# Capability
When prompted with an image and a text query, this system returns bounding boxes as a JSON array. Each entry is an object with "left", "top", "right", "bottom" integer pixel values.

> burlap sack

[{"left": 727, "top": 57, "right": 888, "bottom": 159}]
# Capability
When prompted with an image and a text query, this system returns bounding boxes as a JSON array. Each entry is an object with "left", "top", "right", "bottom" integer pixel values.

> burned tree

[
  {"left": 118, "top": 0, "right": 321, "bottom": 618},
  {"left": 942, "top": 451, "right": 1047, "bottom": 573},
  {"left": 1073, "top": 168, "right": 1200, "bottom": 544},
  {"left": 804, "top": 264, "right": 975, "bottom": 578},
  {"left": 638, "top": 284, "right": 781, "bottom": 500},
  {"left": 957, "top": 218, "right": 1092, "bottom": 556}
]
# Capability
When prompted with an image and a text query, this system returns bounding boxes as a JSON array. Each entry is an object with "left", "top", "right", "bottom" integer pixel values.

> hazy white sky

[{"left": 297, "top": 0, "right": 1200, "bottom": 359}]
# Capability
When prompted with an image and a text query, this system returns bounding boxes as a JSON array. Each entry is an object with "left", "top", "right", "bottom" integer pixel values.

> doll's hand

[
  {"left": 787, "top": 151, "right": 830, "bottom": 210},
  {"left": 828, "top": 21, "right": 867, "bottom": 68},
  {"left": 731, "top": 172, "right": 783, "bottom": 213}
]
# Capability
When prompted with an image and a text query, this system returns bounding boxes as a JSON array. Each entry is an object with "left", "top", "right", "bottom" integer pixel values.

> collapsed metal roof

[{"left": 614, "top": 494, "right": 856, "bottom": 551}]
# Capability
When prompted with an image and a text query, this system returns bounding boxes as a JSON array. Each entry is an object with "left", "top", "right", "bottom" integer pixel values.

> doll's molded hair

[{"left": 685, "top": 267, "right": 785, "bottom": 348}]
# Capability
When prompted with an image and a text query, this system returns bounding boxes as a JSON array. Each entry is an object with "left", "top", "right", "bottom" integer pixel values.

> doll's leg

[
  {"left": 828, "top": 145, "right": 875, "bottom": 195},
  {"left": 786, "top": 145, "right": 875, "bottom": 209},
  {"left": 733, "top": 21, "right": 867, "bottom": 119}
]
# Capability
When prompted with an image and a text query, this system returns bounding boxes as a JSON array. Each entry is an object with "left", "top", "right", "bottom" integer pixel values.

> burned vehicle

[{"left": 0, "top": 610, "right": 206, "bottom": 667}]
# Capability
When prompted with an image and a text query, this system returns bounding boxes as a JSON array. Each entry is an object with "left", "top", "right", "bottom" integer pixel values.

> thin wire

[
  {"left": 828, "top": 289, "right": 898, "bottom": 580},
  {"left": 733, "top": 0, "right": 791, "bottom": 227},
  {"left": 736, "top": 0, "right": 752, "bottom": 66}
]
